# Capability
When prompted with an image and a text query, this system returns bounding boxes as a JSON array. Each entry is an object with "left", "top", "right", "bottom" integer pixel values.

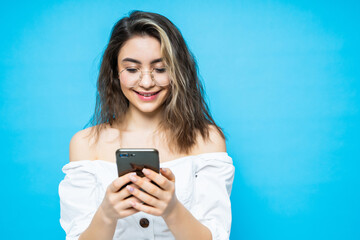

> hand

[
  {"left": 126, "top": 168, "right": 178, "bottom": 218},
  {"left": 100, "top": 173, "right": 141, "bottom": 223}
]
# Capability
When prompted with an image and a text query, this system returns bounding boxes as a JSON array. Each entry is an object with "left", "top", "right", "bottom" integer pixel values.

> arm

[
  {"left": 78, "top": 207, "right": 117, "bottom": 240},
  {"left": 161, "top": 168, "right": 213, "bottom": 239},
  {"left": 62, "top": 130, "right": 140, "bottom": 240},
  {"left": 163, "top": 191, "right": 212, "bottom": 240}
]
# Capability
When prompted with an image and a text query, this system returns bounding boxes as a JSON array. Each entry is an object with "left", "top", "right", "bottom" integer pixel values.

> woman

[{"left": 59, "top": 10, "right": 234, "bottom": 240}]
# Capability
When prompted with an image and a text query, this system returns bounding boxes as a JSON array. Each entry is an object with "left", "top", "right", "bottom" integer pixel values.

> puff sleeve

[
  {"left": 192, "top": 153, "right": 235, "bottom": 240},
  {"left": 58, "top": 161, "right": 103, "bottom": 240}
]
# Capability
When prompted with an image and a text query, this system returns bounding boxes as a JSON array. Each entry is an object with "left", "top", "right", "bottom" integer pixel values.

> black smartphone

[{"left": 116, "top": 148, "right": 160, "bottom": 179}]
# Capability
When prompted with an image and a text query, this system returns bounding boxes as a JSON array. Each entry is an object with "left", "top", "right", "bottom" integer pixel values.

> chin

[{"left": 135, "top": 104, "right": 164, "bottom": 114}]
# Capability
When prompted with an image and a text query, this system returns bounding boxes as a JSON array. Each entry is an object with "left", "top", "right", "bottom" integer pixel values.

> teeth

[{"left": 139, "top": 92, "right": 157, "bottom": 97}]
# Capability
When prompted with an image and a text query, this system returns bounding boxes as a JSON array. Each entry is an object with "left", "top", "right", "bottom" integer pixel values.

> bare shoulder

[
  {"left": 194, "top": 125, "right": 226, "bottom": 154},
  {"left": 69, "top": 126, "right": 97, "bottom": 162}
]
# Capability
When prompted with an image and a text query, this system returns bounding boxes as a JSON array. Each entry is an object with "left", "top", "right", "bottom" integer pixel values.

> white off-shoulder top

[{"left": 58, "top": 152, "right": 235, "bottom": 240}]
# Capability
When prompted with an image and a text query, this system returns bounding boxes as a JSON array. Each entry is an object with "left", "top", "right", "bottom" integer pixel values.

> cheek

[
  {"left": 164, "top": 86, "right": 172, "bottom": 98},
  {"left": 160, "top": 88, "right": 171, "bottom": 104},
  {"left": 119, "top": 83, "right": 132, "bottom": 99},
  {"left": 119, "top": 80, "right": 128, "bottom": 91}
]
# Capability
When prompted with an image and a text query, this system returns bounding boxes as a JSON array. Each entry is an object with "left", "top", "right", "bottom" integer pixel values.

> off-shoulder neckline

[{"left": 66, "top": 152, "right": 230, "bottom": 167}]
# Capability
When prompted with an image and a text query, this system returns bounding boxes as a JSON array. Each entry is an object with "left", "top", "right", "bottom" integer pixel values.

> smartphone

[{"left": 116, "top": 148, "right": 160, "bottom": 179}]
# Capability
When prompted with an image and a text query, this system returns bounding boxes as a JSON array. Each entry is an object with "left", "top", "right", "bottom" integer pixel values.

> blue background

[{"left": 1, "top": 0, "right": 359, "bottom": 239}]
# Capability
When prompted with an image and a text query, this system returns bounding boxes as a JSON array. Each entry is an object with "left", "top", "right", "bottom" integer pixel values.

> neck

[{"left": 119, "top": 105, "right": 163, "bottom": 132}]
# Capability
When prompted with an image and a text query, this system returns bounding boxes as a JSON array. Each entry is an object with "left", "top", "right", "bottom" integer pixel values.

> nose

[{"left": 138, "top": 71, "right": 155, "bottom": 88}]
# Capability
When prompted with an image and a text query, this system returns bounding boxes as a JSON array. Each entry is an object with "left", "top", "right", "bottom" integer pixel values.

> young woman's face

[{"left": 117, "top": 35, "right": 170, "bottom": 115}]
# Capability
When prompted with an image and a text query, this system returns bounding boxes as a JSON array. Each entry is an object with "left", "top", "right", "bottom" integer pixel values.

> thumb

[{"left": 160, "top": 168, "right": 175, "bottom": 182}]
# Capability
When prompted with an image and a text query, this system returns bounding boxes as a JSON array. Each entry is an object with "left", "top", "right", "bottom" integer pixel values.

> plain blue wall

[{"left": 1, "top": 0, "right": 359, "bottom": 239}]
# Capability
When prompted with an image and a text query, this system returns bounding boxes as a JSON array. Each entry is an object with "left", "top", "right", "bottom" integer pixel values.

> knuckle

[
  {"left": 150, "top": 197, "right": 158, "bottom": 206},
  {"left": 159, "top": 178, "right": 166, "bottom": 186},
  {"left": 131, "top": 197, "right": 141, "bottom": 204},
  {"left": 124, "top": 198, "right": 133, "bottom": 206},
  {"left": 107, "top": 196, "right": 115, "bottom": 205},
  {"left": 134, "top": 177, "right": 143, "bottom": 186},
  {"left": 112, "top": 180, "right": 120, "bottom": 189},
  {"left": 143, "top": 195, "right": 155, "bottom": 206},
  {"left": 107, "top": 182, "right": 114, "bottom": 190},
  {"left": 148, "top": 187, "right": 158, "bottom": 196},
  {"left": 143, "top": 195, "right": 152, "bottom": 204}
]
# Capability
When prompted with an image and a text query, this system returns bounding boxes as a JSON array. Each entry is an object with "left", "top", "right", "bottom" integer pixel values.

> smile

[{"left": 134, "top": 90, "right": 161, "bottom": 101}]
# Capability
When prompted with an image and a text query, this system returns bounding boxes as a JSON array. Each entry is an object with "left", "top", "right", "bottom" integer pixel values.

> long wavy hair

[{"left": 90, "top": 10, "right": 223, "bottom": 153}]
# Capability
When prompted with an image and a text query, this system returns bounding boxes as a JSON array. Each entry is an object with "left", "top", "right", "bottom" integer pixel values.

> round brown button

[{"left": 139, "top": 218, "right": 149, "bottom": 228}]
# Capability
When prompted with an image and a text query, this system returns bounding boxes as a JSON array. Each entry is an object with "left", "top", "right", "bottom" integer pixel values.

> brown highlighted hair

[{"left": 91, "top": 10, "right": 223, "bottom": 153}]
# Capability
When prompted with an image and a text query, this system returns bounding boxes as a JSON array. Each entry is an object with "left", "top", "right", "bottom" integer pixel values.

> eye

[
  {"left": 125, "top": 68, "right": 139, "bottom": 73},
  {"left": 154, "top": 68, "right": 166, "bottom": 73}
]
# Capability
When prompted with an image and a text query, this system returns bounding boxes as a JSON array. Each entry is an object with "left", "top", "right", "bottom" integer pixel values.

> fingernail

[
  {"left": 142, "top": 168, "right": 150, "bottom": 175},
  {"left": 130, "top": 175, "right": 137, "bottom": 182},
  {"left": 128, "top": 172, "right": 136, "bottom": 179},
  {"left": 161, "top": 168, "right": 167, "bottom": 172},
  {"left": 127, "top": 185, "right": 134, "bottom": 192}
]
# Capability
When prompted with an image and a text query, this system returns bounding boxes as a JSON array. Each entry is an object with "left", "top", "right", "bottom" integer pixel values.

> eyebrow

[{"left": 121, "top": 57, "right": 163, "bottom": 64}]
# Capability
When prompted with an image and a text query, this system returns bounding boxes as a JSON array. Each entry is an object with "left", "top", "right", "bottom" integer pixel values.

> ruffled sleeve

[
  {"left": 192, "top": 153, "right": 235, "bottom": 240},
  {"left": 58, "top": 161, "right": 103, "bottom": 240}
]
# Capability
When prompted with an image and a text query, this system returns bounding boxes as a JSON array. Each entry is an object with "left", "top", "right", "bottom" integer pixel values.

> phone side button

[{"left": 139, "top": 218, "right": 150, "bottom": 228}]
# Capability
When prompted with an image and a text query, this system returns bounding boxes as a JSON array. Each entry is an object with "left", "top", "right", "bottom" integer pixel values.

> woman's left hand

[{"left": 126, "top": 168, "right": 178, "bottom": 218}]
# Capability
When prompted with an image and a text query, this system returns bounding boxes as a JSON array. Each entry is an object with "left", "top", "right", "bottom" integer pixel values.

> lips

[
  {"left": 133, "top": 90, "right": 161, "bottom": 101},
  {"left": 134, "top": 90, "right": 161, "bottom": 96}
]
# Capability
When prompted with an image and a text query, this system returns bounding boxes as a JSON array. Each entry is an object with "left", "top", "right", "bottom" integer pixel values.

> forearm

[
  {"left": 79, "top": 206, "right": 117, "bottom": 240},
  {"left": 163, "top": 201, "right": 212, "bottom": 240}
]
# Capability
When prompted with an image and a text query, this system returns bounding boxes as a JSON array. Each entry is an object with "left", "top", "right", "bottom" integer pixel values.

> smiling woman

[
  {"left": 117, "top": 36, "right": 170, "bottom": 113},
  {"left": 58, "top": 10, "right": 234, "bottom": 240}
]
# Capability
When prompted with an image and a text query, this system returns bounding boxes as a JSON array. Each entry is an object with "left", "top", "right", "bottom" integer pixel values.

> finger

[
  {"left": 108, "top": 173, "right": 134, "bottom": 192},
  {"left": 143, "top": 177, "right": 151, "bottom": 182},
  {"left": 128, "top": 173, "right": 162, "bottom": 198},
  {"left": 130, "top": 201, "right": 162, "bottom": 216},
  {"left": 116, "top": 183, "right": 141, "bottom": 200},
  {"left": 160, "top": 168, "right": 175, "bottom": 182},
  {"left": 130, "top": 183, "right": 141, "bottom": 189},
  {"left": 117, "top": 208, "right": 139, "bottom": 218},
  {"left": 142, "top": 168, "right": 173, "bottom": 191},
  {"left": 113, "top": 196, "right": 140, "bottom": 219},
  {"left": 126, "top": 184, "right": 162, "bottom": 208},
  {"left": 113, "top": 196, "right": 142, "bottom": 217},
  {"left": 121, "top": 196, "right": 142, "bottom": 209}
]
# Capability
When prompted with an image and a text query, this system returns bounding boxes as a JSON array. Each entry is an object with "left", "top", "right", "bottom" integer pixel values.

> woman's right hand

[{"left": 99, "top": 173, "right": 140, "bottom": 223}]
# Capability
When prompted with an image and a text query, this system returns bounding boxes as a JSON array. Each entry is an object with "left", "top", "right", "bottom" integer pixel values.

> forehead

[{"left": 118, "top": 35, "right": 162, "bottom": 64}]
